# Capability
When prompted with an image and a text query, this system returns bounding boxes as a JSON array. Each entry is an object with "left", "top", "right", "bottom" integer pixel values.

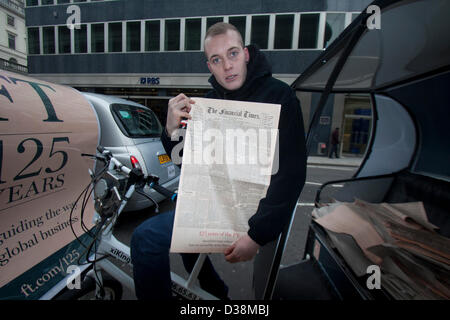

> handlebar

[
  {"left": 149, "top": 182, "right": 177, "bottom": 201},
  {"left": 97, "top": 145, "right": 106, "bottom": 154},
  {"left": 73, "top": 145, "right": 179, "bottom": 268},
  {"left": 82, "top": 146, "right": 177, "bottom": 201},
  {"left": 110, "top": 157, "right": 131, "bottom": 175}
]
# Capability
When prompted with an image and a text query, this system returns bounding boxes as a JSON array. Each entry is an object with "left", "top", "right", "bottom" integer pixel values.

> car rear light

[{"left": 130, "top": 155, "right": 142, "bottom": 170}]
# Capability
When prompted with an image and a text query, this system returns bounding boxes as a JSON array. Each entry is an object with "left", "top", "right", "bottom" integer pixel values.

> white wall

[{"left": 0, "top": 7, "right": 27, "bottom": 66}]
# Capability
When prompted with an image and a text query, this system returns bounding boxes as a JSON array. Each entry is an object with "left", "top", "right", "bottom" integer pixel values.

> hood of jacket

[{"left": 207, "top": 44, "right": 272, "bottom": 100}]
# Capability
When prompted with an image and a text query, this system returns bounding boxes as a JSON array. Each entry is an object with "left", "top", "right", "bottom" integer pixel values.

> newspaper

[
  {"left": 312, "top": 200, "right": 450, "bottom": 299},
  {"left": 170, "top": 98, "right": 281, "bottom": 253}
]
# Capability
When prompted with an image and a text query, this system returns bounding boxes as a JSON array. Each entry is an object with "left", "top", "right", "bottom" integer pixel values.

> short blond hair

[{"left": 204, "top": 22, "right": 244, "bottom": 48}]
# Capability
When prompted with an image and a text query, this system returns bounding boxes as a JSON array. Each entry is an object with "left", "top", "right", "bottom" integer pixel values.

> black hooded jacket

[{"left": 161, "top": 45, "right": 307, "bottom": 246}]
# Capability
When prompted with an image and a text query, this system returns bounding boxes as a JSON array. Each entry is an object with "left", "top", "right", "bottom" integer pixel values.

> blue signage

[{"left": 140, "top": 77, "right": 160, "bottom": 85}]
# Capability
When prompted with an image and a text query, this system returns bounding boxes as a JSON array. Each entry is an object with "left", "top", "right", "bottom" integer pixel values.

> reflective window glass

[
  {"left": 28, "top": 27, "right": 40, "bottom": 54},
  {"left": 251, "top": 15, "right": 269, "bottom": 49},
  {"left": 108, "top": 22, "right": 122, "bottom": 52},
  {"left": 207, "top": 17, "right": 223, "bottom": 30},
  {"left": 229, "top": 16, "right": 246, "bottom": 44},
  {"left": 299, "top": 13, "right": 320, "bottom": 49},
  {"left": 43, "top": 26, "right": 55, "bottom": 54},
  {"left": 91, "top": 23, "right": 104, "bottom": 53},
  {"left": 112, "top": 104, "right": 162, "bottom": 138},
  {"left": 145, "top": 20, "right": 160, "bottom": 51},
  {"left": 58, "top": 26, "right": 71, "bottom": 53},
  {"left": 185, "top": 18, "right": 201, "bottom": 50},
  {"left": 165, "top": 19, "right": 180, "bottom": 51},
  {"left": 8, "top": 33, "right": 15, "bottom": 50},
  {"left": 274, "top": 14, "right": 294, "bottom": 49},
  {"left": 324, "top": 13, "right": 346, "bottom": 48},
  {"left": 75, "top": 24, "right": 87, "bottom": 53},
  {"left": 127, "top": 21, "right": 141, "bottom": 52}
]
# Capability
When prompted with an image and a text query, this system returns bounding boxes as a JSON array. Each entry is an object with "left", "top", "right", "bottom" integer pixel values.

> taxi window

[{"left": 111, "top": 104, "right": 162, "bottom": 138}]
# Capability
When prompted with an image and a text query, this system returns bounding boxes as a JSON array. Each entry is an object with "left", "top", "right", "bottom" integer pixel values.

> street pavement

[
  {"left": 307, "top": 155, "right": 363, "bottom": 168},
  {"left": 113, "top": 155, "right": 362, "bottom": 300}
]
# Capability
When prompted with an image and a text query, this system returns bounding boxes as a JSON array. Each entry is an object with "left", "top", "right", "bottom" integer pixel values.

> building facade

[
  {"left": 0, "top": 0, "right": 27, "bottom": 73},
  {"left": 25, "top": 0, "right": 373, "bottom": 156}
]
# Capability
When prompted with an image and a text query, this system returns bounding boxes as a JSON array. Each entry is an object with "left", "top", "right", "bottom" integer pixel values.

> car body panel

[{"left": 82, "top": 93, "right": 180, "bottom": 211}]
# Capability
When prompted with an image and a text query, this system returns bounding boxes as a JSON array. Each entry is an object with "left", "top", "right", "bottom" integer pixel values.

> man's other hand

[
  {"left": 166, "top": 93, "right": 195, "bottom": 136},
  {"left": 224, "top": 235, "right": 260, "bottom": 263}
]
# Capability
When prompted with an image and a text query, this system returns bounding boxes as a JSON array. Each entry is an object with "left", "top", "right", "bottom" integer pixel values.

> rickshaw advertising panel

[{"left": 0, "top": 71, "right": 98, "bottom": 299}]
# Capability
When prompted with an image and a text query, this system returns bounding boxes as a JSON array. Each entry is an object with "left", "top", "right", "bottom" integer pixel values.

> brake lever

[
  {"left": 135, "top": 187, "right": 160, "bottom": 213},
  {"left": 146, "top": 174, "right": 160, "bottom": 183},
  {"left": 81, "top": 153, "right": 95, "bottom": 158},
  {"left": 81, "top": 153, "right": 107, "bottom": 163},
  {"left": 128, "top": 168, "right": 145, "bottom": 185}
]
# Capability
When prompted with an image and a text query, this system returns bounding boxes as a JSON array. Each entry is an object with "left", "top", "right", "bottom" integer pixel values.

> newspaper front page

[{"left": 170, "top": 98, "right": 281, "bottom": 252}]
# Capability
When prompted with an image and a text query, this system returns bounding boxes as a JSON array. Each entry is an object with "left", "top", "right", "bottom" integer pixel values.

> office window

[
  {"left": 229, "top": 16, "right": 246, "bottom": 43},
  {"left": 43, "top": 26, "right": 55, "bottom": 54},
  {"left": 75, "top": 24, "right": 87, "bottom": 53},
  {"left": 251, "top": 15, "right": 269, "bottom": 49},
  {"left": 108, "top": 22, "right": 122, "bottom": 52},
  {"left": 323, "top": 13, "right": 345, "bottom": 48},
  {"left": 298, "top": 13, "right": 320, "bottom": 49},
  {"left": 41, "top": 0, "right": 54, "bottom": 4},
  {"left": 91, "top": 23, "right": 104, "bottom": 52},
  {"left": 165, "top": 19, "right": 180, "bottom": 51},
  {"left": 274, "top": 14, "right": 294, "bottom": 49},
  {"left": 58, "top": 26, "right": 71, "bottom": 53},
  {"left": 57, "top": 0, "right": 70, "bottom": 3},
  {"left": 206, "top": 17, "right": 223, "bottom": 30},
  {"left": 145, "top": 20, "right": 160, "bottom": 51},
  {"left": 28, "top": 27, "right": 40, "bottom": 54},
  {"left": 8, "top": 33, "right": 16, "bottom": 50},
  {"left": 185, "top": 18, "right": 201, "bottom": 50},
  {"left": 26, "top": 0, "right": 38, "bottom": 6},
  {"left": 73, "top": 0, "right": 87, "bottom": 2},
  {"left": 7, "top": 15, "right": 14, "bottom": 27},
  {"left": 127, "top": 21, "right": 141, "bottom": 52}
]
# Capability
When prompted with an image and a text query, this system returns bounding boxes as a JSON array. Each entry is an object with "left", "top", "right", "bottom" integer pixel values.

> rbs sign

[{"left": 140, "top": 77, "right": 160, "bottom": 85}]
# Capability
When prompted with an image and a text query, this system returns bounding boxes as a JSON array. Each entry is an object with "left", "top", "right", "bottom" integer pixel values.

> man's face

[{"left": 205, "top": 30, "right": 250, "bottom": 91}]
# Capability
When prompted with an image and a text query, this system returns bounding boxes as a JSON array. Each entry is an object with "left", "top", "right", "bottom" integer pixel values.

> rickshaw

[{"left": 259, "top": 0, "right": 450, "bottom": 300}]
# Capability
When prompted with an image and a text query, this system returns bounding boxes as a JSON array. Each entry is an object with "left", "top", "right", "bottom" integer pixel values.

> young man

[{"left": 131, "top": 23, "right": 306, "bottom": 299}]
